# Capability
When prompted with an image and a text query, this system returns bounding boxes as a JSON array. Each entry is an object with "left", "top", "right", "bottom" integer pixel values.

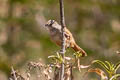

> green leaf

[
  {"left": 48, "top": 52, "right": 64, "bottom": 63},
  {"left": 105, "top": 61, "right": 114, "bottom": 72},
  {"left": 114, "top": 61, "right": 120, "bottom": 73},
  {"left": 48, "top": 55, "right": 59, "bottom": 61},
  {"left": 92, "top": 60, "right": 110, "bottom": 73},
  {"left": 73, "top": 51, "right": 82, "bottom": 58},
  {"left": 105, "top": 61, "right": 111, "bottom": 69},
  {"left": 110, "top": 74, "right": 120, "bottom": 80}
]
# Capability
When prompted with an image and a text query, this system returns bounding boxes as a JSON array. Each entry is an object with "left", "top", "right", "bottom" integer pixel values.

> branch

[{"left": 59, "top": 0, "right": 66, "bottom": 80}]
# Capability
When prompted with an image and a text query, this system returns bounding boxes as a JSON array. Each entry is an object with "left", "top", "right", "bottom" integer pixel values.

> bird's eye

[{"left": 51, "top": 20, "right": 55, "bottom": 24}]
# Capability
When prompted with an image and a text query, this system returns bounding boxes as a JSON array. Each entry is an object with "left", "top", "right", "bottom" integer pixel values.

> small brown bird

[{"left": 45, "top": 20, "right": 87, "bottom": 57}]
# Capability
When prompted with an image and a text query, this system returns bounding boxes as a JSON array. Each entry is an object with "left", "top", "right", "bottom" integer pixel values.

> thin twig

[{"left": 59, "top": 0, "right": 66, "bottom": 80}]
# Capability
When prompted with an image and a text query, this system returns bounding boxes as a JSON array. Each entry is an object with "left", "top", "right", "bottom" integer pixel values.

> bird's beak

[{"left": 45, "top": 24, "right": 48, "bottom": 27}]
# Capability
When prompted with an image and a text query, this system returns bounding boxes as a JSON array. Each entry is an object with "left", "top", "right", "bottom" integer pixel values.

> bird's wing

[
  {"left": 64, "top": 28, "right": 71, "bottom": 40},
  {"left": 64, "top": 27, "right": 76, "bottom": 47}
]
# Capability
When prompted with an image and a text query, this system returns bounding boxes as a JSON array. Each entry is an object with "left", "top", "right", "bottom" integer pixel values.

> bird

[{"left": 45, "top": 20, "right": 87, "bottom": 57}]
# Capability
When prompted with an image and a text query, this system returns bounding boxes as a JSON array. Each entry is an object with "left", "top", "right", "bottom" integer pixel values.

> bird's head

[
  {"left": 45, "top": 20, "right": 61, "bottom": 30},
  {"left": 45, "top": 20, "right": 56, "bottom": 27}
]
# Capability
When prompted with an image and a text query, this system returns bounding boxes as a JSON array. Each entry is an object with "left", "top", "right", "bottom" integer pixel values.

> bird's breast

[
  {"left": 49, "top": 29, "right": 62, "bottom": 45},
  {"left": 50, "top": 32, "right": 61, "bottom": 41}
]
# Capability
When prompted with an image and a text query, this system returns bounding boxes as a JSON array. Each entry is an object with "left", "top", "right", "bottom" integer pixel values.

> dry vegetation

[{"left": 9, "top": 52, "right": 120, "bottom": 80}]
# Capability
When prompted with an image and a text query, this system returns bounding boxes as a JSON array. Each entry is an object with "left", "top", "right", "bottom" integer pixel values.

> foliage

[
  {"left": 88, "top": 60, "right": 120, "bottom": 80},
  {"left": 9, "top": 50, "right": 90, "bottom": 80}
]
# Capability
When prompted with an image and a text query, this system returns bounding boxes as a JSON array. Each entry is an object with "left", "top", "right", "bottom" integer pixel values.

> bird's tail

[{"left": 72, "top": 43, "right": 87, "bottom": 57}]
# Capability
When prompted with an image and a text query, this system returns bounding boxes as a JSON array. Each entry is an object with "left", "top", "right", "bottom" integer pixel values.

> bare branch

[{"left": 59, "top": 0, "right": 66, "bottom": 80}]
